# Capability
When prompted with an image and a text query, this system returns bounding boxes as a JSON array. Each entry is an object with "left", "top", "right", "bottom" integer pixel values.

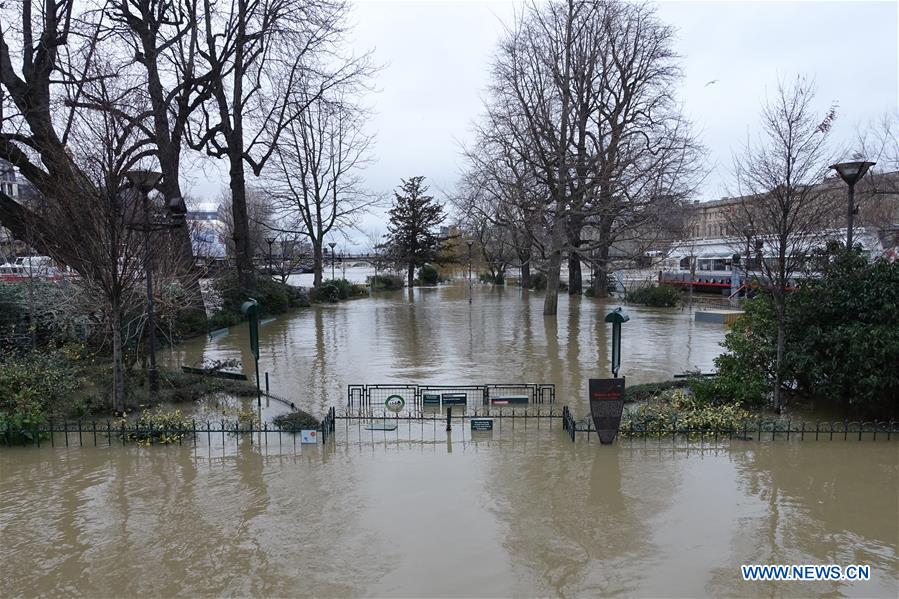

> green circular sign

[{"left": 385, "top": 395, "right": 405, "bottom": 413}]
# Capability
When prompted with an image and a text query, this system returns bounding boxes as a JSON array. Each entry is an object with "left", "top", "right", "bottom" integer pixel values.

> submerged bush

[
  {"left": 0, "top": 346, "right": 86, "bottom": 441},
  {"left": 479, "top": 272, "right": 505, "bottom": 284},
  {"left": 213, "top": 273, "right": 307, "bottom": 318},
  {"left": 309, "top": 278, "right": 367, "bottom": 303},
  {"left": 627, "top": 284, "right": 680, "bottom": 307},
  {"left": 625, "top": 380, "right": 689, "bottom": 403},
  {"left": 368, "top": 274, "right": 404, "bottom": 290},
  {"left": 272, "top": 410, "right": 321, "bottom": 431},
  {"left": 529, "top": 272, "right": 547, "bottom": 290},
  {"left": 416, "top": 265, "right": 440, "bottom": 285},
  {"left": 123, "top": 407, "right": 193, "bottom": 445},
  {"left": 620, "top": 388, "right": 751, "bottom": 436}
]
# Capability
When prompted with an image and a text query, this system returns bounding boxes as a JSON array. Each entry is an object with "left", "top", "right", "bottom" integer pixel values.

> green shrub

[
  {"left": 213, "top": 273, "right": 305, "bottom": 317},
  {"left": 620, "top": 388, "right": 752, "bottom": 437},
  {"left": 625, "top": 380, "right": 689, "bottom": 403},
  {"left": 208, "top": 309, "right": 242, "bottom": 330},
  {"left": 479, "top": 272, "right": 506, "bottom": 284},
  {"left": 123, "top": 407, "right": 193, "bottom": 445},
  {"left": 530, "top": 272, "right": 547, "bottom": 290},
  {"left": 368, "top": 274, "right": 404, "bottom": 290},
  {"left": 712, "top": 248, "right": 898, "bottom": 416},
  {"left": 272, "top": 409, "right": 321, "bottom": 431},
  {"left": 172, "top": 308, "right": 208, "bottom": 338},
  {"left": 627, "top": 284, "right": 680, "bottom": 307},
  {"left": 0, "top": 280, "right": 85, "bottom": 347},
  {"left": 309, "top": 279, "right": 367, "bottom": 302},
  {"left": 417, "top": 265, "right": 440, "bottom": 285},
  {"left": 0, "top": 346, "right": 86, "bottom": 441}
]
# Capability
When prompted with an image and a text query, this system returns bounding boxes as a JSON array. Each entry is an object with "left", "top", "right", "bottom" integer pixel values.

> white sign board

[{"left": 300, "top": 429, "right": 318, "bottom": 444}]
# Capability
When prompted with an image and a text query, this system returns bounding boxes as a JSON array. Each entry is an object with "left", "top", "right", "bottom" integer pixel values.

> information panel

[{"left": 589, "top": 378, "right": 626, "bottom": 444}]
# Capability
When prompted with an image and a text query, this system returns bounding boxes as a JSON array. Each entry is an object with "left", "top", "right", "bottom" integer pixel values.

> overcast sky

[{"left": 187, "top": 0, "right": 899, "bottom": 249}]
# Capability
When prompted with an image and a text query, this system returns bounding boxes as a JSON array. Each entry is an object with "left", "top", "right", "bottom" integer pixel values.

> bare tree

[
  {"left": 484, "top": 0, "right": 700, "bottom": 313},
  {"left": 1, "top": 1, "right": 210, "bottom": 316},
  {"left": 188, "top": 0, "right": 362, "bottom": 292},
  {"left": 32, "top": 73, "right": 155, "bottom": 414},
  {"left": 269, "top": 83, "right": 377, "bottom": 288},
  {"left": 217, "top": 186, "right": 278, "bottom": 264},
  {"left": 461, "top": 125, "right": 544, "bottom": 288},
  {"left": 268, "top": 233, "right": 310, "bottom": 284},
  {"left": 852, "top": 111, "right": 899, "bottom": 236},
  {"left": 0, "top": 0, "right": 100, "bottom": 264},
  {"left": 730, "top": 77, "right": 839, "bottom": 411}
]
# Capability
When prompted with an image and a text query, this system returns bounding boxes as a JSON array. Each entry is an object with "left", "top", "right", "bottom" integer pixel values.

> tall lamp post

[
  {"left": 830, "top": 160, "right": 875, "bottom": 249},
  {"left": 328, "top": 241, "right": 337, "bottom": 279},
  {"left": 125, "top": 169, "right": 182, "bottom": 400},
  {"left": 466, "top": 239, "right": 474, "bottom": 304},
  {"left": 265, "top": 236, "right": 275, "bottom": 279}
]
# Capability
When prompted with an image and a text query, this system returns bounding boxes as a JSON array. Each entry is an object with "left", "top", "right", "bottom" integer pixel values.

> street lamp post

[
  {"left": 830, "top": 160, "right": 876, "bottom": 250},
  {"left": 328, "top": 242, "right": 336, "bottom": 279},
  {"left": 265, "top": 237, "right": 275, "bottom": 279},
  {"left": 125, "top": 169, "right": 177, "bottom": 400},
  {"left": 466, "top": 240, "right": 474, "bottom": 304}
]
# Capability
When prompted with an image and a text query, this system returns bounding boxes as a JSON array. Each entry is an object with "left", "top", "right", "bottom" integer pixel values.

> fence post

[{"left": 446, "top": 407, "right": 452, "bottom": 432}]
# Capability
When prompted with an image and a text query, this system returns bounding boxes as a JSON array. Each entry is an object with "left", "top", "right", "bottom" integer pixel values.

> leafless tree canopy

[
  {"left": 729, "top": 76, "right": 839, "bottom": 410},
  {"left": 468, "top": 0, "right": 702, "bottom": 314},
  {"left": 267, "top": 75, "right": 378, "bottom": 288}
]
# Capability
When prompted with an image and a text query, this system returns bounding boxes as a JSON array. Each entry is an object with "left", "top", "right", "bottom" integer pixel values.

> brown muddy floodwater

[{"left": 2, "top": 283, "right": 898, "bottom": 597}]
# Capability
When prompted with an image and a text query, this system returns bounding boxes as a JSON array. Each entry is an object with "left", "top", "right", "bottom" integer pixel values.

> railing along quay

[
  {"left": 3, "top": 409, "right": 338, "bottom": 449},
  {"left": 563, "top": 417, "right": 897, "bottom": 443},
  {"left": 3, "top": 410, "right": 894, "bottom": 448}
]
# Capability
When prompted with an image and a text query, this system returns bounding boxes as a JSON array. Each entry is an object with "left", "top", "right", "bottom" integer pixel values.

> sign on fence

[
  {"left": 385, "top": 395, "right": 405, "bottom": 413},
  {"left": 471, "top": 418, "right": 494, "bottom": 432},
  {"left": 300, "top": 430, "right": 318, "bottom": 444},
  {"left": 589, "top": 378, "right": 625, "bottom": 444}
]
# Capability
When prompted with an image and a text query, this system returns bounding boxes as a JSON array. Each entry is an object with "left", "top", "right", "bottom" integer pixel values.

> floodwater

[
  {"left": 2, "top": 282, "right": 898, "bottom": 598},
  {"left": 171, "top": 279, "right": 727, "bottom": 419}
]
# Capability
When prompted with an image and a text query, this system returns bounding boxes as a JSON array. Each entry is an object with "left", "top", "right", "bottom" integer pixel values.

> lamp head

[
  {"left": 829, "top": 160, "right": 876, "bottom": 186},
  {"left": 125, "top": 169, "right": 163, "bottom": 192}
]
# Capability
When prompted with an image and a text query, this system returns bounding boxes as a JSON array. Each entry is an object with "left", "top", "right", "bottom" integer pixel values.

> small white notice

[{"left": 300, "top": 429, "right": 318, "bottom": 444}]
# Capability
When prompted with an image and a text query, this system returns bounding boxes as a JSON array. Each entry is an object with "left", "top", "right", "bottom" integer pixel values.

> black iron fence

[
  {"left": 347, "top": 383, "right": 555, "bottom": 408},
  {"left": 2, "top": 416, "right": 336, "bottom": 449},
  {"left": 5, "top": 408, "right": 894, "bottom": 449},
  {"left": 564, "top": 416, "right": 898, "bottom": 443}
]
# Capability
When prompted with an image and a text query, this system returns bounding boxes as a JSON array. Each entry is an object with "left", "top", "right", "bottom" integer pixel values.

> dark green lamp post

[
  {"left": 604, "top": 307, "right": 630, "bottom": 378},
  {"left": 241, "top": 298, "right": 261, "bottom": 406}
]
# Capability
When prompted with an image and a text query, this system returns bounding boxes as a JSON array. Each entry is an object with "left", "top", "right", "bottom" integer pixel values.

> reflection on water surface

[{"left": 2, "top": 285, "right": 896, "bottom": 597}]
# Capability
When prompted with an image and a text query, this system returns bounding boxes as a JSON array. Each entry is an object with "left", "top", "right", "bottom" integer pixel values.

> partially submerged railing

[
  {"left": 347, "top": 383, "right": 555, "bottom": 408},
  {"left": 4, "top": 410, "right": 893, "bottom": 449},
  {"left": 563, "top": 417, "right": 897, "bottom": 443}
]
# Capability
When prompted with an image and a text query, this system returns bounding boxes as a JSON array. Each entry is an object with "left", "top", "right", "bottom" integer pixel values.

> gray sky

[{"left": 188, "top": 0, "right": 899, "bottom": 248}]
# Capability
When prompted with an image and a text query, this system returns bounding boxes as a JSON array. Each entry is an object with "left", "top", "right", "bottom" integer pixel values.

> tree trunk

[
  {"left": 568, "top": 253, "right": 581, "bottom": 295},
  {"left": 140, "top": 30, "right": 206, "bottom": 316},
  {"left": 543, "top": 215, "right": 565, "bottom": 315},
  {"left": 592, "top": 244, "right": 611, "bottom": 298},
  {"left": 773, "top": 299, "right": 786, "bottom": 412},
  {"left": 228, "top": 154, "right": 255, "bottom": 291},
  {"left": 312, "top": 241, "right": 323, "bottom": 288},
  {"left": 407, "top": 263, "right": 415, "bottom": 288},
  {"left": 520, "top": 258, "right": 531, "bottom": 289},
  {"left": 111, "top": 308, "right": 126, "bottom": 415},
  {"left": 567, "top": 217, "right": 582, "bottom": 294}
]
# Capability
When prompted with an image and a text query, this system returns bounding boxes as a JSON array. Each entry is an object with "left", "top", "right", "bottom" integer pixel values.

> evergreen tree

[{"left": 385, "top": 177, "right": 446, "bottom": 287}]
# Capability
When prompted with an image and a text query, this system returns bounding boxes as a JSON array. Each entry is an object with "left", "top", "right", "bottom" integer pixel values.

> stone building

[{"left": 685, "top": 170, "right": 899, "bottom": 249}]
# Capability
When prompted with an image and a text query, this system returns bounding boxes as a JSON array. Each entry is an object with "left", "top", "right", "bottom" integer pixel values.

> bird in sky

[{"left": 704, "top": 79, "right": 719, "bottom": 87}]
